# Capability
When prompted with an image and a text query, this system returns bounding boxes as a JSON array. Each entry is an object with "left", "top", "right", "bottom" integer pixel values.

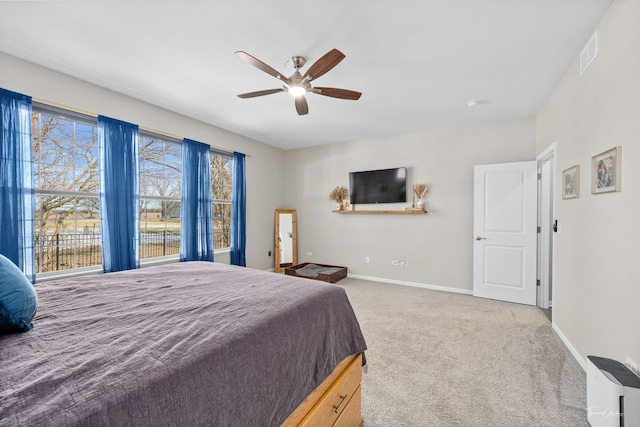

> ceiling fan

[{"left": 235, "top": 48, "right": 362, "bottom": 116}]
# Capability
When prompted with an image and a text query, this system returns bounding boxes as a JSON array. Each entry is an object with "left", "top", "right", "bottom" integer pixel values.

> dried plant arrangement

[
  {"left": 329, "top": 186, "right": 349, "bottom": 202},
  {"left": 413, "top": 183, "right": 428, "bottom": 199}
]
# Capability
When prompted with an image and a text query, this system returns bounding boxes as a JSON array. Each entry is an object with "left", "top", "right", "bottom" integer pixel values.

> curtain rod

[{"left": 32, "top": 97, "right": 250, "bottom": 157}]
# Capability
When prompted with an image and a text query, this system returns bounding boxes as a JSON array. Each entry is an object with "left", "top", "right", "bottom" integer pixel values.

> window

[
  {"left": 211, "top": 152, "right": 233, "bottom": 249},
  {"left": 139, "top": 134, "right": 182, "bottom": 259},
  {"left": 32, "top": 107, "right": 101, "bottom": 273},
  {"left": 30, "top": 103, "right": 233, "bottom": 275}
]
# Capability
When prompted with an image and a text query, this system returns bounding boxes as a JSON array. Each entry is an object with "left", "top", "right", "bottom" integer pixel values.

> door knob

[{"left": 475, "top": 236, "right": 487, "bottom": 241}]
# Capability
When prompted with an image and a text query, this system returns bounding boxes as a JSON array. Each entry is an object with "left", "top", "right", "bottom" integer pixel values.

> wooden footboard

[{"left": 281, "top": 353, "right": 363, "bottom": 427}]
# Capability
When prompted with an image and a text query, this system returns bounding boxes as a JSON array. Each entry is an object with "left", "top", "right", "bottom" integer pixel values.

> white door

[{"left": 473, "top": 161, "right": 537, "bottom": 305}]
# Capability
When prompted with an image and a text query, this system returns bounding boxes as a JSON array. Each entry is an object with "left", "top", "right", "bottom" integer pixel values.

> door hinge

[
  {"left": 537, "top": 173, "right": 542, "bottom": 180},
  {"left": 537, "top": 226, "right": 541, "bottom": 233},
  {"left": 536, "top": 279, "right": 541, "bottom": 287}
]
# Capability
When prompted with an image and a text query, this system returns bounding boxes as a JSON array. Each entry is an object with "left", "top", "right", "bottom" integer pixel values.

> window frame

[
  {"left": 31, "top": 103, "right": 102, "bottom": 276},
  {"left": 210, "top": 150, "right": 233, "bottom": 251},
  {"left": 30, "top": 102, "right": 236, "bottom": 278},
  {"left": 138, "top": 130, "right": 183, "bottom": 263}
]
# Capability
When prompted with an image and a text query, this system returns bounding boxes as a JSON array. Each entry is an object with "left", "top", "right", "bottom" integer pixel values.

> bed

[{"left": 0, "top": 262, "right": 367, "bottom": 426}]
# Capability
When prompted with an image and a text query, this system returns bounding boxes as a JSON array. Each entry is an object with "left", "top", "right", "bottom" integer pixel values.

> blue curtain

[
  {"left": 230, "top": 151, "right": 246, "bottom": 267},
  {"left": 180, "top": 139, "right": 214, "bottom": 262},
  {"left": 0, "top": 89, "right": 35, "bottom": 283},
  {"left": 98, "top": 115, "right": 140, "bottom": 273}
]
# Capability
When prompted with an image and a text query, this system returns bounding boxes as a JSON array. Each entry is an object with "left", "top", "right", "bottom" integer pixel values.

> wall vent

[{"left": 580, "top": 30, "right": 598, "bottom": 75}]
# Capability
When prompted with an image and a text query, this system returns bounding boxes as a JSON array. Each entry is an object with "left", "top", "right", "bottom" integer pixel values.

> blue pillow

[{"left": 0, "top": 254, "right": 38, "bottom": 334}]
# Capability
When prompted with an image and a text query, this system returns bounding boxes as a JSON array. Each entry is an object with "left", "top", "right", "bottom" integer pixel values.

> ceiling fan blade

[
  {"left": 313, "top": 87, "right": 362, "bottom": 100},
  {"left": 235, "top": 51, "right": 288, "bottom": 82},
  {"left": 302, "top": 49, "right": 345, "bottom": 81},
  {"left": 237, "top": 88, "right": 284, "bottom": 99},
  {"left": 295, "top": 96, "right": 309, "bottom": 115}
]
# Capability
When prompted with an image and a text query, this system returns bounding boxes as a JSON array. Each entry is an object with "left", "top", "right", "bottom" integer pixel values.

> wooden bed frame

[{"left": 282, "top": 353, "right": 363, "bottom": 427}]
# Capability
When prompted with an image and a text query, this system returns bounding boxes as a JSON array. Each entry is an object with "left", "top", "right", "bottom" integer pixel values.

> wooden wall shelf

[{"left": 332, "top": 209, "right": 426, "bottom": 215}]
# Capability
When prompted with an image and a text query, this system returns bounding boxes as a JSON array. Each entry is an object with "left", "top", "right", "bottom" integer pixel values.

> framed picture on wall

[
  {"left": 591, "top": 146, "right": 621, "bottom": 194},
  {"left": 562, "top": 165, "right": 580, "bottom": 199}
]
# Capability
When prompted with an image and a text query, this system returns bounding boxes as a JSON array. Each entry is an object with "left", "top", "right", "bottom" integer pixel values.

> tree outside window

[
  {"left": 211, "top": 153, "right": 232, "bottom": 249},
  {"left": 32, "top": 110, "right": 101, "bottom": 273},
  {"left": 139, "top": 135, "right": 182, "bottom": 259}
]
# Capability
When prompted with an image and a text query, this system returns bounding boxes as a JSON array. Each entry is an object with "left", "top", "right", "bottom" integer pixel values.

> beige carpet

[{"left": 339, "top": 278, "right": 588, "bottom": 427}]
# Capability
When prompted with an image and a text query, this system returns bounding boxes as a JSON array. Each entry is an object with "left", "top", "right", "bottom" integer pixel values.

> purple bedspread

[{"left": 0, "top": 262, "right": 367, "bottom": 426}]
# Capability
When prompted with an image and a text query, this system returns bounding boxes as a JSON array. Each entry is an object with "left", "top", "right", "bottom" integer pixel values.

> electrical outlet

[
  {"left": 626, "top": 356, "right": 639, "bottom": 376},
  {"left": 365, "top": 256, "right": 370, "bottom": 264},
  {"left": 307, "top": 252, "right": 312, "bottom": 256}
]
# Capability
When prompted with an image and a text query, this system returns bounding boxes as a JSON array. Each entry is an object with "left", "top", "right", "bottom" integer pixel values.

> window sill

[
  {"left": 37, "top": 266, "right": 103, "bottom": 282},
  {"left": 36, "top": 250, "right": 231, "bottom": 282}
]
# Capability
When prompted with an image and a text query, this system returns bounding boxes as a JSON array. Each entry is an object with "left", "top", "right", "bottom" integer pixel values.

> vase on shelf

[
  {"left": 336, "top": 201, "right": 343, "bottom": 211},
  {"left": 416, "top": 199, "right": 425, "bottom": 211}
]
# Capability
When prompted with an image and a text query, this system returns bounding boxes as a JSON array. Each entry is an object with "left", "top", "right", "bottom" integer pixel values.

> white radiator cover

[{"left": 587, "top": 356, "right": 640, "bottom": 427}]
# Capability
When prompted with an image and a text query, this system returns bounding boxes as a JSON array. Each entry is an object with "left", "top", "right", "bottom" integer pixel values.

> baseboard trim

[
  {"left": 346, "top": 274, "right": 473, "bottom": 296},
  {"left": 552, "top": 322, "right": 586, "bottom": 371}
]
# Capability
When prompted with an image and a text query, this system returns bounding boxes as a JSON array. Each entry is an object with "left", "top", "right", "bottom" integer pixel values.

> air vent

[{"left": 580, "top": 30, "right": 598, "bottom": 75}]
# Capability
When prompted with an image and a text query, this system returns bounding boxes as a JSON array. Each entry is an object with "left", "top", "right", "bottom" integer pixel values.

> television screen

[{"left": 349, "top": 167, "right": 407, "bottom": 204}]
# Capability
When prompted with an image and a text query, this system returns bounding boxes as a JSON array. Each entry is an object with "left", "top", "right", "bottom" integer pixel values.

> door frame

[{"left": 536, "top": 143, "right": 556, "bottom": 311}]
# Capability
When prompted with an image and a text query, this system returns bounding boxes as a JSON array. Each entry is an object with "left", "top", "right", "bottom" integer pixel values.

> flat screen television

[{"left": 349, "top": 167, "right": 407, "bottom": 204}]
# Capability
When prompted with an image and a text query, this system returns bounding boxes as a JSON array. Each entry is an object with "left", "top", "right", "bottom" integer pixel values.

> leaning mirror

[{"left": 275, "top": 209, "right": 297, "bottom": 273}]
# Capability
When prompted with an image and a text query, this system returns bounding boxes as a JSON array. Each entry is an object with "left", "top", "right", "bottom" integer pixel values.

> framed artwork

[
  {"left": 562, "top": 165, "right": 580, "bottom": 199},
  {"left": 591, "top": 146, "right": 621, "bottom": 194}
]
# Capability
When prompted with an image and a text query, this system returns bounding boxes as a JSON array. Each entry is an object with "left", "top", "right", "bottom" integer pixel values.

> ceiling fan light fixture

[
  {"left": 235, "top": 49, "right": 360, "bottom": 114},
  {"left": 288, "top": 85, "right": 306, "bottom": 97}
]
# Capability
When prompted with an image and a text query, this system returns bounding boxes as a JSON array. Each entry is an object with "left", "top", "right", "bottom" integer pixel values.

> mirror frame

[{"left": 275, "top": 209, "right": 297, "bottom": 273}]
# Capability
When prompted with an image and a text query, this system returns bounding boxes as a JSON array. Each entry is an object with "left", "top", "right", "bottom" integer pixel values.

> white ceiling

[{"left": 0, "top": 1, "right": 612, "bottom": 151}]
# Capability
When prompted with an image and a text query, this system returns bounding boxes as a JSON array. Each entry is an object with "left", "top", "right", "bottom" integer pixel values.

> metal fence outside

[{"left": 35, "top": 231, "right": 181, "bottom": 273}]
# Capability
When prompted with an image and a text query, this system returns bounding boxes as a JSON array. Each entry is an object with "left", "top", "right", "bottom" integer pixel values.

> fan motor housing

[{"left": 291, "top": 56, "right": 306, "bottom": 69}]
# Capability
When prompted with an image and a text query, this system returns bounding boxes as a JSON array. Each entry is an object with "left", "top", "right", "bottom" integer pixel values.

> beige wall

[
  {"left": 536, "top": 0, "right": 640, "bottom": 366},
  {"left": 0, "top": 53, "right": 285, "bottom": 271},
  {"left": 284, "top": 117, "right": 536, "bottom": 291}
]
